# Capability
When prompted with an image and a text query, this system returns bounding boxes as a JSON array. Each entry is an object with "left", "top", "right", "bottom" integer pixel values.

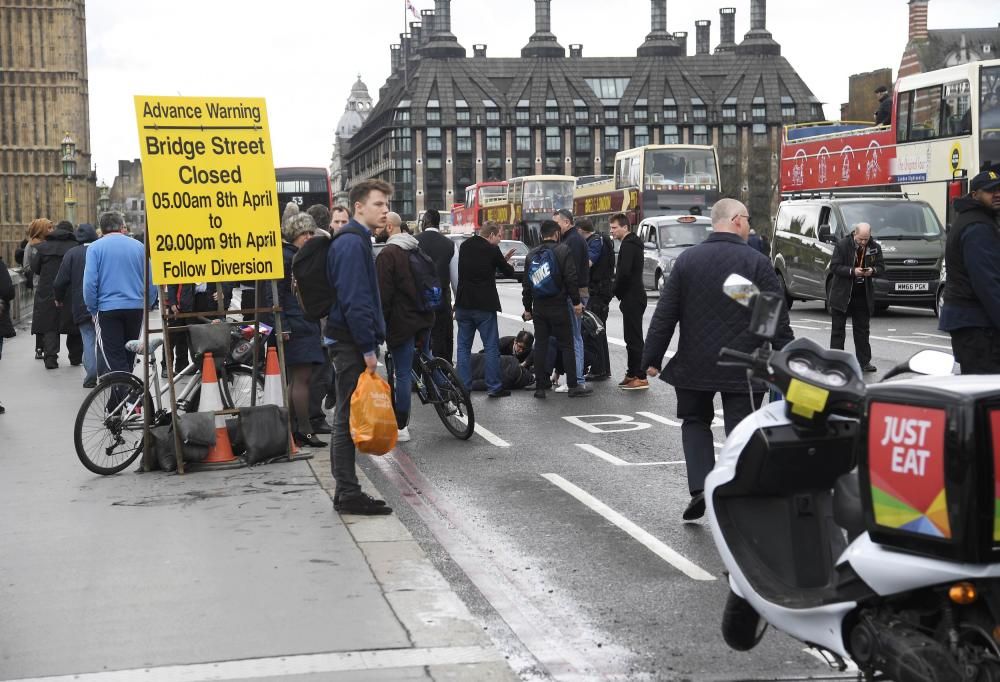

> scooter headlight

[{"left": 787, "top": 356, "right": 849, "bottom": 388}]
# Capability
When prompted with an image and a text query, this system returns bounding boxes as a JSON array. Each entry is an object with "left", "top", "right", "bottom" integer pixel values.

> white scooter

[{"left": 705, "top": 275, "right": 1000, "bottom": 682}]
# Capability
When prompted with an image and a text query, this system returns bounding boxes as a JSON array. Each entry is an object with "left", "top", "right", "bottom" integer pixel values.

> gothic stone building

[
  {"left": 0, "top": 0, "right": 96, "bottom": 263},
  {"left": 343, "top": 0, "right": 824, "bottom": 236}
]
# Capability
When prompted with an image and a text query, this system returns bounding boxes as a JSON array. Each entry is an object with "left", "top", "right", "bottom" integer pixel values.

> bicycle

[
  {"left": 384, "top": 342, "right": 475, "bottom": 440},
  {"left": 73, "top": 326, "right": 266, "bottom": 475}
]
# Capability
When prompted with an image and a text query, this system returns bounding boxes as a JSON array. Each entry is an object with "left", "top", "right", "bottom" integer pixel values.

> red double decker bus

[{"left": 450, "top": 181, "right": 508, "bottom": 233}]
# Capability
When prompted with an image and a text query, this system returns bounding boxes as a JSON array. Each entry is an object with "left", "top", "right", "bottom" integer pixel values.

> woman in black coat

[
  {"left": 29, "top": 221, "right": 80, "bottom": 369},
  {"left": 0, "top": 257, "right": 15, "bottom": 414}
]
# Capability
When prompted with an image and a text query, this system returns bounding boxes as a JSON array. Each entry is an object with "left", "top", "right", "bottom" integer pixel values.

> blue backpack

[
  {"left": 407, "top": 248, "right": 445, "bottom": 311},
  {"left": 527, "top": 246, "right": 561, "bottom": 299}
]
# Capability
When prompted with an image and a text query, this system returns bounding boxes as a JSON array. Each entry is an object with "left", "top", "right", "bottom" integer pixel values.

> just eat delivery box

[{"left": 858, "top": 375, "right": 1000, "bottom": 562}]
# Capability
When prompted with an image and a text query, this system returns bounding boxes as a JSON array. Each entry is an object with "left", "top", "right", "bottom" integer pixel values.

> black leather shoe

[
  {"left": 862, "top": 364, "right": 877, "bottom": 373},
  {"left": 311, "top": 422, "right": 332, "bottom": 435},
  {"left": 488, "top": 389, "right": 511, "bottom": 398},
  {"left": 293, "top": 432, "right": 327, "bottom": 448},
  {"left": 683, "top": 492, "right": 706, "bottom": 521},
  {"left": 337, "top": 493, "right": 392, "bottom": 515},
  {"left": 568, "top": 385, "right": 594, "bottom": 397},
  {"left": 585, "top": 373, "right": 611, "bottom": 382},
  {"left": 44, "top": 357, "right": 58, "bottom": 370},
  {"left": 334, "top": 491, "right": 387, "bottom": 511},
  {"left": 533, "top": 389, "right": 547, "bottom": 399},
  {"left": 82, "top": 378, "right": 97, "bottom": 389}
]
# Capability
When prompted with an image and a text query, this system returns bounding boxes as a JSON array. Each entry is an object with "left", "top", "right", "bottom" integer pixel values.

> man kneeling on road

[
  {"left": 642, "top": 198, "right": 793, "bottom": 521},
  {"left": 522, "top": 220, "right": 592, "bottom": 399}
]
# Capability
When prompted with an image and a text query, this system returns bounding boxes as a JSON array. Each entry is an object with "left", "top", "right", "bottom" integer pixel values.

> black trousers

[
  {"left": 431, "top": 295, "right": 454, "bottom": 365},
  {"left": 675, "top": 387, "right": 765, "bottom": 495},
  {"left": 584, "top": 296, "right": 611, "bottom": 376},
  {"left": 830, "top": 284, "right": 872, "bottom": 366},
  {"left": 43, "top": 331, "right": 82, "bottom": 363},
  {"left": 532, "top": 303, "right": 577, "bottom": 389},
  {"left": 162, "top": 316, "right": 190, "bottom": 373},
  {"left": 620, "top": 295, "right": 647, "bottom": 378},
  {"left": 308, "top": 349, "right": 331, "bottom": 425},
  {"left": 95, "top": 308, "right": 144, "bottom": 374},
  {"left": 951, "top": 327, "right": 1000, "bottom": 374}
]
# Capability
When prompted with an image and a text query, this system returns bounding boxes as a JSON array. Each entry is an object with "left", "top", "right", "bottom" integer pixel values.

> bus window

[
  {"left": 643, "top": 148, "right": 718, "bottom": 188},
  {"left": 942, "top": 79, "right": 971, "bottom": 136},
  {"left": 981, "top": 65, "right": 1000, "bottom": 167},
  {"left": 895, "top": 91, "right": 912, "bottom": 144},
  {"left": 909, "top": 85, "right": 943, "bottom": 141}
]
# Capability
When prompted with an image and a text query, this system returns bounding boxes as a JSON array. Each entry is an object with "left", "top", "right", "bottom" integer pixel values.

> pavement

[{"left": 0, "top": 315, "right": 516, "bottom": 682}]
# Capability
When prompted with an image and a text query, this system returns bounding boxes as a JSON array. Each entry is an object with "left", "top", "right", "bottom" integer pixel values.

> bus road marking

[
  {"left": 575, "top": 443, "right": 683, "bottom": 466},
  {"left": 456, "top": 415, "right": 510, "bottom": 447},
  {"left": 541, "top": 474, "right": 716, "bottom": 581}
]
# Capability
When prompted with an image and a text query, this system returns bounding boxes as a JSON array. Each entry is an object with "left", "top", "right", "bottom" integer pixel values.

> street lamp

[
  {"left": 97, "top": 181, "right": 110, "bottom": 215},
  {"left": 61, "top": 132, "right": 77, "bottom": 225}
]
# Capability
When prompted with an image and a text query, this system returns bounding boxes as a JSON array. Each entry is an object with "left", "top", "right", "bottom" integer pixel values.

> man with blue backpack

[{"left": 521, "top": 220, "right": 592, "bottom": 399}]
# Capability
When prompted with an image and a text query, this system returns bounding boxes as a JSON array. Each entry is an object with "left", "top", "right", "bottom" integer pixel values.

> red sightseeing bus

[
  {"left": 450, "top": 181, "right": 508, "bottom": 233},
  {"left": 780, "top": 59, "right": 1000, "bottom": 228}
]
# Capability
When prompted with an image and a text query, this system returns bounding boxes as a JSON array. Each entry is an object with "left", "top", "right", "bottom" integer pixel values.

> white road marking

[
  {"left": 636, "top": 410, "right": 682, "bottom": 427},
  {"left": 541, "top": 473, "right": 716, "bottom": 581},
  {"left": 575, "top": 443, "right": 683, "bottom": 466},
  {"left": 3, "top": 646, "right": 503, "bottom": 682},
  {"left": 790, "top": 324, "right": 822, "bottom": 330},
  {"left": 869, "top": 334, "right": 951, "bottom": 350},
  {"left": 914, "top": 332, "right": 950, "bottom": 340},
  {"left": 802, "top": 647, "right": 859, "bottom": 672},
  {"left": 456, "top": 415, "right": 510, "bottom": 447},
  {"left": 893, "top": 305, "right": 935, "bottom": 314}
]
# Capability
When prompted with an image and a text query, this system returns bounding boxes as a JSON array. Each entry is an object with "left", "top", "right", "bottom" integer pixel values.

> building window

[
  {"left": 634, "top": 125, "right": 650, "bottom": 146},
  {"left": 663, "top": 106, "right": 677, "bottom": 122},
  {"left": 723, "top": 98, "right": 736, "bottom": 121},
  {"left": 392, "top": 128, "right": 412, "bottom": 152},
  {"left": 663, "top": 125, "right": 679, "bottom": 144},
  {"left": 692, "top": 124, "right": 709, "bottom": 145},
  {"left": 426, "top": 127, "right": 442, "bottom": 152},
  {"left": 427, "top": 110, "right": 440, "bottom": 123},
  {"left": 457, "top": 109, "right": 470, "bottom": 123},
  {"left": 603, "top": 126, "right": 620, "bottom": 174},
  {"left": 394, "top": 109, "right": 410, "bottom": 123},
  {"left": 585, "top": 77, "right": 630, "bottom": 99},
  {"left": 752, "top": 123, "right": 768, "bottom": 146},
  {"left": 692, "top": 98, "right": 706, "bottom": 122},
  {"left": 456, "top": 127, "right": 472, "bottom": 152},
  {"left": 633, "top": 108, "right": 647, "bottom": 122},
  {"left": 604, "top": 108, "right": 618, "bottom": 122},
  {"left": 722, "top": 124, "right": 737, "bottom": 147},
  {"left": 486, "top": 127, "right": 501, "bottom": 152},
  {"left": 781, "top": 96, "right": 795, "bottom": 121},
  {"left": 515, "top": 127, "right": 532, "bottom": 152},
  {"left": 574, "top": 126, "right": 591, "bottom": 151},
  {"left": 575, "top": 108, "right": 589, "bottom": 122},
  {"left": 516, "top": 157, "right": 532, "bottom": 176},
  {"left": 545, "top": 126, "right": 561, "bottom": 152},
  {"left": 516, "top": 109, "right": 529, "bottom": 123},
  {"left": 486, "top": 109, "right": 500, "bottom": 124},
  {"left": 546, "top": 108, "right": 559, "bottom": 122},
  {"left": 752, "top": 97, "right": 765, "bottom": 120}
]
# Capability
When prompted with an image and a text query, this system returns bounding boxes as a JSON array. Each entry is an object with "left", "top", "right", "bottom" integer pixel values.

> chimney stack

[
  {"left": 907, "top": 0, "right": 929, "bottom": 42},
  {"left": 695, "top": 20, "right": 710, "bottom": 55},
  {"left": 391, "top": 44, "right": 402, "bottom": 72},
  {"left": 410, "top": 21, "right": 422, "bottom": 49},
  {"left": 737, "top": 0, "right": 780, "bottom": 55},
  {"left": 420, "top": 10, "right": 435, "bottom": 44},
  {"left": 569, "top": 44, "right": 583, "bottom": 57},
  {"left": 521, "top": 0, "right": 566, "bottom": 58},
  {"left": 638, "top": 0, "right": 682, "bottom": 56},
  {"left": 673, "top": 31, "right": 687, "bottom": 54},
  {"left": 473, "top": 44, "right": 487, "bottom": 57},
  {"left": 422, "top": 0, "right": 467, "bottom": 57},
  {"left": 715, "top": 8, "right": 736, "bottom": 53}
]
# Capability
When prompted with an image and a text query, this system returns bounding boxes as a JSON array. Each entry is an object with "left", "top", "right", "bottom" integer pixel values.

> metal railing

[{"left": 8, "top": 268, "right": 34, "bottom": 325}]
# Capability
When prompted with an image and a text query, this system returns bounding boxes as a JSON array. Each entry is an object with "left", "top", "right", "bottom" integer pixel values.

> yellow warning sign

[
  {"left": 950, "top": 142, "right": 962, "bottom": 172},
  {"left": 134, "top": 95, "right": 281, "bottom": 284}
]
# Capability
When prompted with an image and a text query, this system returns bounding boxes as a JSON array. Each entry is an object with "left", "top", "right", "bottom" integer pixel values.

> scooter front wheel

[{"left": 721, "top": 589, "right": 762, "bottom": 651}]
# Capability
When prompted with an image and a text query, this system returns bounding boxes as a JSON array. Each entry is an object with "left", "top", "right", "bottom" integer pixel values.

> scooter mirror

[
  {"left": 723, "top": 274, "right": 758, "bottom": 307},
  {"left": 749, "top": 291, "right": 784, "bottom": 339},
  {"left": 908, "top": 350, "right": 955, "bottom": 376}
]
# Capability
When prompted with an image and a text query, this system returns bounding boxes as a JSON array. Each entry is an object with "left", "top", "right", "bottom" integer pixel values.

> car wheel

[
  {"left": 778, "top": 273, "right": 793, "bottom": 310},
  {"left": 935, "top": 284, "right": 944, "bottom": 318}
]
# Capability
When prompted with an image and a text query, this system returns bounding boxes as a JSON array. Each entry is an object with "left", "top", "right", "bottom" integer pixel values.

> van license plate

[{"left": 894, "top": 282, "right": 929, "bottom": 291}]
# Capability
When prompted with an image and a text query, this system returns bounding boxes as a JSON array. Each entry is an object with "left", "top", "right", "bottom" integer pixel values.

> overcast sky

[{"left": 85, "top": 0, "right": 995, "bottom": 185}]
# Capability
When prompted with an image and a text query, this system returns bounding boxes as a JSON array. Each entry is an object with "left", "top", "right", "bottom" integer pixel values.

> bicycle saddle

[{"left": 125, "top": 337, "right": 164, "bottom": 355}]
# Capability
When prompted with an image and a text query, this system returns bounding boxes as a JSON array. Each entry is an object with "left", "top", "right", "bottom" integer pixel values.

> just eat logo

[{"left": 879, "top": 415, "right": 933, "bottom": 476}]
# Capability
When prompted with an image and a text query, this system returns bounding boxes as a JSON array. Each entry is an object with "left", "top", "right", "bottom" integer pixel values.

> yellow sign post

[{"left": 134, "top": 95, "right": 281, "bottom": 285}]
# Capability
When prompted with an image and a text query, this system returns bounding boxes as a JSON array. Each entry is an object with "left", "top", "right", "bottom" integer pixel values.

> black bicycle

[{"left": 384, "top": 343, "right": 474, "bottom": 440}]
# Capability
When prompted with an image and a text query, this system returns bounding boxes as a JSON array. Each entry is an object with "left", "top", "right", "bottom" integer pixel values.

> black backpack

[
  {"left": 291, "top": 225, "right": 368, "bottom": 321},
  {"left": 407, "top": 247, "right": 445, "bottom": 312}
]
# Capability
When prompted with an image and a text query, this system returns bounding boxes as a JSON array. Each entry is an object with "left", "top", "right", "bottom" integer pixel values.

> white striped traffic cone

[
  {"left": 263, "top": 346, "right": 298, "bottom": 454},
  {"left": 200, "top": 352, "right": 236, "bottom": 464}
]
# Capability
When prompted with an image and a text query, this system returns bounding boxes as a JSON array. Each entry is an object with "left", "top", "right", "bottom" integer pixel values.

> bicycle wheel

[
  {"left": 426, "top": 358, "right": 475, "bottom": 440},
  {"left": 74, "top": 375, "right": 147, "bottom": 475},
  {"left": 219, "top": 364, "right": 265, "bottom": 408}
]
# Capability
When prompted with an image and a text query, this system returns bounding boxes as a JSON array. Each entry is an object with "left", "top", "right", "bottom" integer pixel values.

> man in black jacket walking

[
  {"left": 939, "top": 168, "right": 1000, "bottom": 373},
  {"left": 554, "top": 209, "right": 590, "bottom": 390},
  {"left": 53, "top": 224, "right": 99, "bottom": 387},
  {"left": 455, "top": 221, "right": 517, "bottom": 397},
  {"left": 522, "top": 220, "right": 591, "bottom": 399},
  {"left": 611, "top": 213, "right": 648, "bottom": 389},
  {"left": 415, "top": 209, "right": 456, "bottom": 364},
  {"left": 580, "top": 218, "right": 613, "bottom": 380},
  {"left": 828, "top": 223, "right": 884, "bottom": 373},
  {"left": 642, "top": 198, "right": 793, "bottom": 521}
]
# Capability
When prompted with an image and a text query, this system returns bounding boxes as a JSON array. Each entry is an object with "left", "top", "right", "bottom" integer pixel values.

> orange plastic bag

[{"left": 350, "top": 370, "right": 398, "bottom": 455}]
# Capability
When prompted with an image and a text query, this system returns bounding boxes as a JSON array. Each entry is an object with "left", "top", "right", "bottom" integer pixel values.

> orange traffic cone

[
  {"left": 263, "top": 347, "right": 298, "bottom": 455},
  {"left": 200, "top": 352, "right": 237, "bottom": 464}
]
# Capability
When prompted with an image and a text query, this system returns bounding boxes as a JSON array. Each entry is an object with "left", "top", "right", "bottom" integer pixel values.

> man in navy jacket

[
  {"left": 324, "top": 179, "right": 390, "bottom": 516},
  {"left": 642, "top": 198, "right": 793, "bottom": 521}
]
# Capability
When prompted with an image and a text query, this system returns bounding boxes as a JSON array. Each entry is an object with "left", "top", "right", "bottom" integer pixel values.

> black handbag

[
  {"left": 238, "top": 404, "right": 290, "bottom": 466},
  {"left": 188, "top": 322, "right": 232, "bottom": 363}
]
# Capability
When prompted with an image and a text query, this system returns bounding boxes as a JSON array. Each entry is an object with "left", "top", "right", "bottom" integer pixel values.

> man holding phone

[{"left": 828, "top": 222, "right": 884, "bottom": 372}]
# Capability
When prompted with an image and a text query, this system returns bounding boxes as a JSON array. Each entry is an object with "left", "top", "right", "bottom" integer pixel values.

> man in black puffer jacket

[
  {"left": 939, "top": 168, "right": 1000, "bottom": 374},
  {"left": 827, "top": 223, "right": 884, "bottom": 373},
  {"left": 642, "top": 198, "right": 794, "bottom": 521}
]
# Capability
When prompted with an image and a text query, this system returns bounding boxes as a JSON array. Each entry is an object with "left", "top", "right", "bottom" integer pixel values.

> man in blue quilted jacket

[{"left": 642, "top": 198, "right": 794, "bottom": 521}]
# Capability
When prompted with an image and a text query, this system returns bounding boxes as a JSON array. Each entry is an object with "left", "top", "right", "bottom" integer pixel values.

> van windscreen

[{"left": 839, "top": 202, "right": 943, "bottom": 240}]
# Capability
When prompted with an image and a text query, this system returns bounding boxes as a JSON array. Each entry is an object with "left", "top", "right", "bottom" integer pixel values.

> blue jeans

[
  {"left": 456, "top": 308, "right": 501, "bottom": 394},
  {"left": 79, "top": 321, "right": 97, "bottom": 384},
  {"left": 389, "top": 337, "right": 416, "bottom": 423},
  {"left": 567, "top": 299, "right": 585, "bottom": 385}
]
